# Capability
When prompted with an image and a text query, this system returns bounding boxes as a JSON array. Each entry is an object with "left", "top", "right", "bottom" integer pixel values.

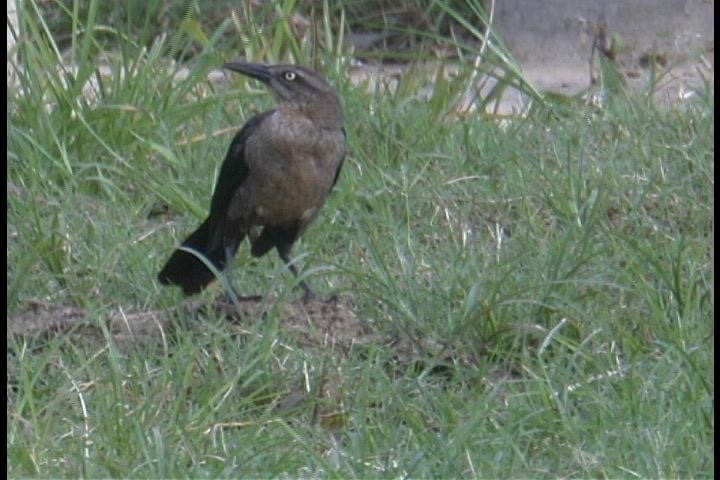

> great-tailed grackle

[{"left": 157, "top": 62, "right": 346, "bottom": 299}]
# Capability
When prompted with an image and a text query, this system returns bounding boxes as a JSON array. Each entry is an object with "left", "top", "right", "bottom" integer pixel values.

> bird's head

[{"left": 223, "top": 61, "right": 343, "bottom": 128}]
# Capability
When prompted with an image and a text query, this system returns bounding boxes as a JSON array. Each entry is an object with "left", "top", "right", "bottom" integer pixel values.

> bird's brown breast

[{"left": 237, "top": 109, "right": 345, "bottom": 227}]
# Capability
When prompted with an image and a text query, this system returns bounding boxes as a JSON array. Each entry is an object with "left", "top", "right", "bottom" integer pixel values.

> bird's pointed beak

[{"left": 223, "top": 61, "right": 272, "bottom": 84}]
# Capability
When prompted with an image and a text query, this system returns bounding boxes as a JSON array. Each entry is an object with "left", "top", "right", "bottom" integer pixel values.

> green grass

[{"left": 7, "top": 0, "right": 714, "bottom": 478}]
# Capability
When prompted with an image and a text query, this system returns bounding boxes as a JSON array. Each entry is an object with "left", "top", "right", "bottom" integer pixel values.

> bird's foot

[
  {"left": 219, "top": 289, "right": 263, "bottom": 305},
  {"left": 218, "top": 266, "right": 263, "bottom": 304},
  {"left": 300, "top": 284, "right": 318, "bottom": 303}
]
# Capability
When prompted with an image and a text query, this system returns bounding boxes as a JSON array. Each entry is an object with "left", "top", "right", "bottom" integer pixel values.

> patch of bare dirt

[
  {"left": 7, "top": 296, "right": 369, "bottom": 352},
  {"left": 8, "top": 299, "right": 169, "bottom": 350},
  {"left": 7, "top": 295, "right": 485, "bottom": 375},
  {"left": 210, "top": 295, "right": 378, "bottom": 353}
]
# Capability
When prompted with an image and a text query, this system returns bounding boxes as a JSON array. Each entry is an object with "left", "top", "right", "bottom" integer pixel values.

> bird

[{"left": 157, "top": 61, "right": 346, "bottom": 300}]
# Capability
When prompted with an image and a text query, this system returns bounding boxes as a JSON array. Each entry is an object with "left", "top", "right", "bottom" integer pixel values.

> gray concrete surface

[
  {"left": 346, "top": 0, "right": 713, "bottom": 112},
  {"left": 492, "top": 0, "right": 713, "bottom": 99},
  {"left": 494, "top": 0, "right": 712, "bottom": 66}
]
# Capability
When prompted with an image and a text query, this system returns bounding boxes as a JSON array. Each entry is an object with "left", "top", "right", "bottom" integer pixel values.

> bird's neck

[{"left": 282, "top": 96, "right": 344, "bottom": 130}]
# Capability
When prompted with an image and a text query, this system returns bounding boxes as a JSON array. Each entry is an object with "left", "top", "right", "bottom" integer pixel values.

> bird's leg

[
  {"left": 278, "top": 247, "right": 317, "bottom": 302},
  {"left": 222, "top": 245, "right": 262, "bottom": 303}
]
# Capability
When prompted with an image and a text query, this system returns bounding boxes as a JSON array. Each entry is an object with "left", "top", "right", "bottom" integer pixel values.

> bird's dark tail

[{"left": 158, "top": 217, "right": 229, "bottom": 295}]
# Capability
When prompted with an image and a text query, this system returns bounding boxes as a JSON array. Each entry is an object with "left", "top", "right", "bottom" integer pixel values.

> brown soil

[
  {"left": 7, "top": 296, "right": 366, "bottom": 352},
  {"left": 6, "top": 293, "right": 495, "bottom": 394}
]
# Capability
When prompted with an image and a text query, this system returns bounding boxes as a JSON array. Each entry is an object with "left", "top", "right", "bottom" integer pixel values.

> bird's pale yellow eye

[{"left": 284, "top": 71, "right": 297, "bottom": 81}]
